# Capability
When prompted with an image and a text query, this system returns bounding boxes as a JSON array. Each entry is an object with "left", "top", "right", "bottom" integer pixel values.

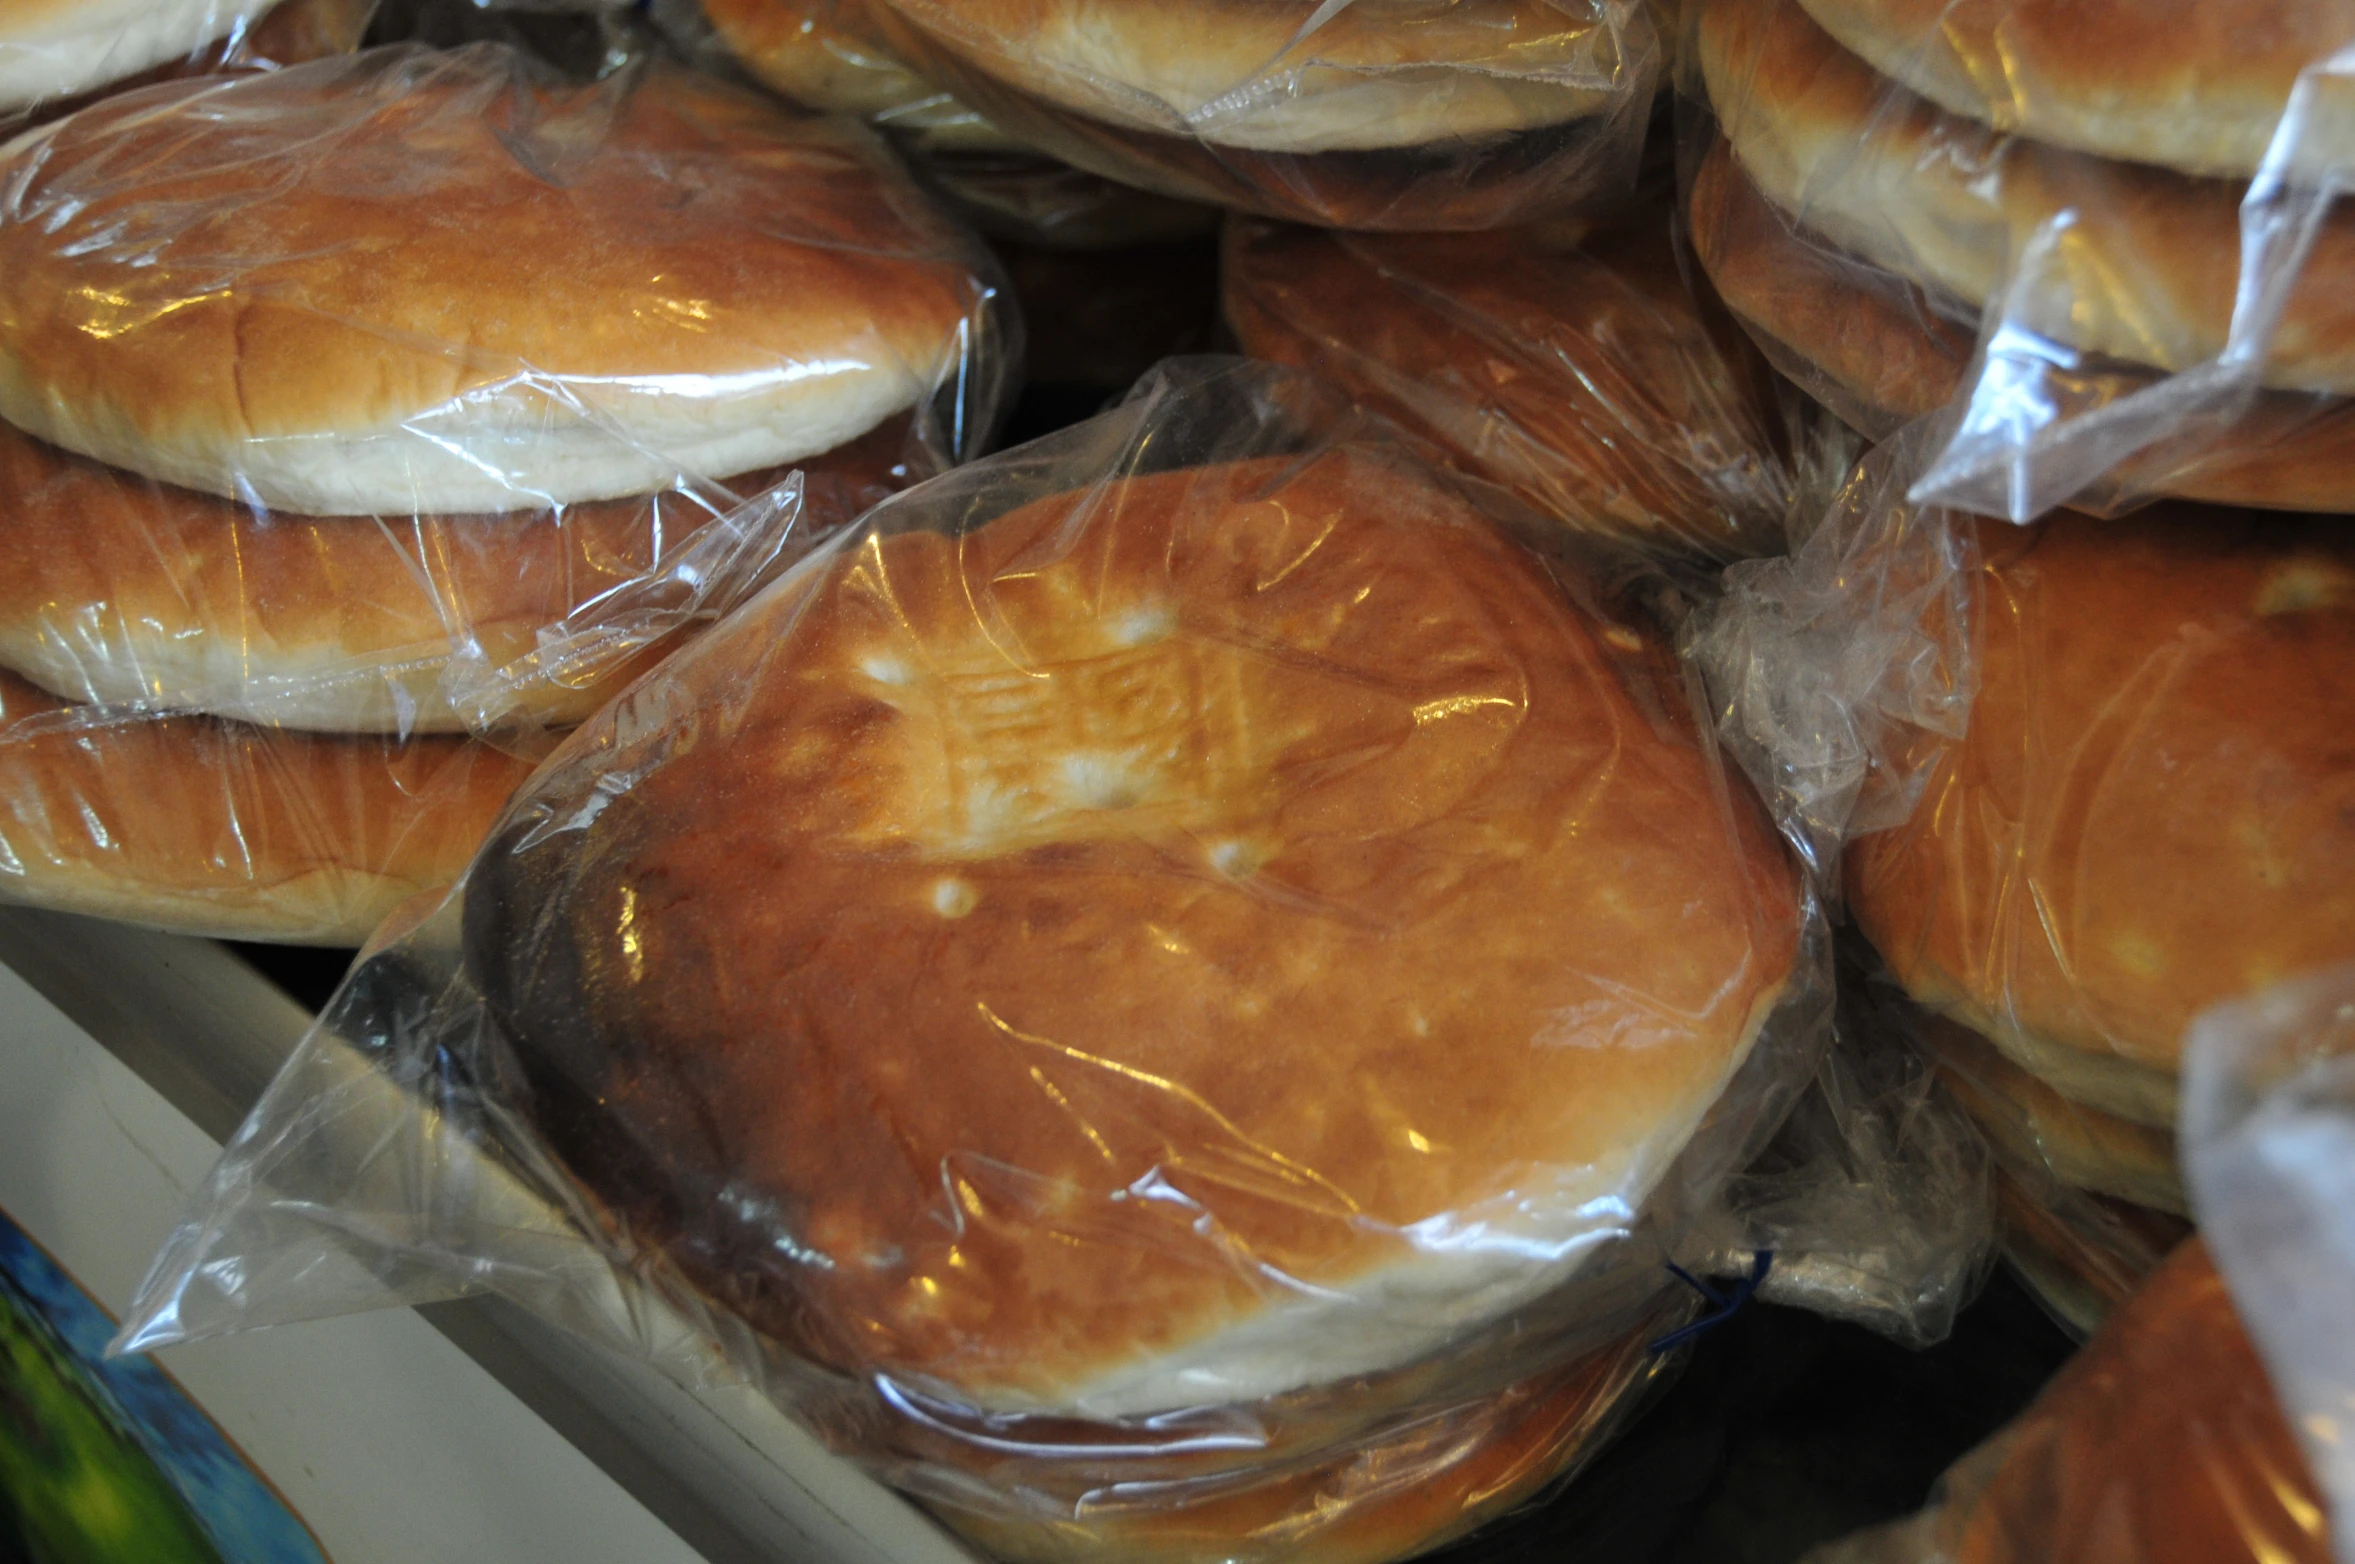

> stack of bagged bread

[
  {"left": 0, "top": 40, "right": 1005, "bottom": 943},
  {"left": 1678, "top": 0, "right": 2355, "bottom": 1328},
  {"left": 1688, "top": 0, "right": 2355, "bottom": 513},
  {"left": 687, "top": 0, "right": 1665, "bottom": 233},
  {"left": 1841, "top": 509, "right": 2353, "bottom": 1331},
  {"left": 117, "top": 360, "right": 1828, "bottom": 1563},
  {"left": 673, "top": 0, "right": 1218, "bottom": 248}
]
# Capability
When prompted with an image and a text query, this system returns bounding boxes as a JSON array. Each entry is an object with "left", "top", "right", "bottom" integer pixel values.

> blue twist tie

[{"left": 1647, "top": 1250, "right": 1774, "bottom": 1354}]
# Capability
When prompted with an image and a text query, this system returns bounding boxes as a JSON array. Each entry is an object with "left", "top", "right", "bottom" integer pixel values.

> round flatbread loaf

[
  {"left": 0, "top": 418, "right": 907, "bottom": 733},
  {"left": 1793, "top": 0, "right": 2355, "bottom": 179},
  {"left": 870, "top": 0, "right": 1644, "bottom": 153},
  {"left": 696, "top": 0, "right": 1022, "bottom": 152},
  {"left": 1919, "top": 1241, "right": 2327, "bottom": 1564},
  {"left": 1698, "top": 0, "right": 2355, "bottom": 395},
  {"left": 1222, "top": 216, "right": 1788, "bottom": 557},
  {"left": 466, "top": 449, "right": 1803, "bottom": 1416},
  {"left": 1921, "top": 1013, "right": 2184, "bottom": 1217},
  {"left": 0, "top": 0, "right": 283, "bottom": 112},
  {"left": 0, "top": 45, "right": 995, "bottom": 514},
  {"left": 0, "top": 670, "right": 531, "bottom": 942},
  {"left": 1847, "top": 511, "right": 2355, "bottom": 1128},
  {"left": 1688, "top": 134, "right": 2355, "bottom": 511},
  {"left": 934, "top": 1323, "right": 1662, "bottom": 1564}
]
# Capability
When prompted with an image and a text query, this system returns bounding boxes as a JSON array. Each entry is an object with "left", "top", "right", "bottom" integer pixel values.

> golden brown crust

[
  {"left": 873, "top": 0, "right": 1637, "bottom": 151},
  {"left": 1698, "top": 0, "right": 2355, "bottom": 395},
  {"left": 470, "top": 452, "right": 1802, "bottom": 1412},
  {"left": 1847, "top": 512, "right": 2355, "bottom": 1113},
  {"left": 1992, "top": 1169, "right": 2187, "bottom": 1340},
  {"left": 932, "top": 1324, "right": 1662, "bottom": 1564},
  {"left": 0, "top": 417, "right": 909, "bottom": 732},
  {"left": 1922, "top": 1014, "right": 2184, "bottom": 1217},
  {"left": 1221, "top": 214, "right": 1787, "bottom": 557},
  {"left": 1794, "top": 0, "right": 2355, "bottom": 178},
  {"left": 0, "top": 671, "right": 531, "bottom": 942},
  {"left": 1938, "top": 1239, "right": 2327, "bottom": 1564},
  {"left": 696, "top": 0, "right": 1025, "bottom": 152},
  {"left": 0, "top": 48, "right": 989, "bottom": 509},
  {"left": 1688, "top": 134, "right": 1969, "bottom": 431},
  {"left": 700, "top": 0, "right": 929, "bottom": 116},
  {"left": 1690, "top": 134, "right": 2355, "bottom": 512}
]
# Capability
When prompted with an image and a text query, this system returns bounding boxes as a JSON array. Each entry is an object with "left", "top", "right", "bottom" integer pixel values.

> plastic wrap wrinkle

[
  {"left": 0, "top": 37, "right": 1009, "bottom": 942},
  {"left": 1685, "top": 948, "right": 1996, "bottom": 1347},
  {"left": 117, "top": 359, "right": 1829, "bottom": 1564},
  {"left": 1222, "top": 210, "right": 1794, "bottom": 558},
  {"left": 2184, "top": 965, "right": 2355, "bottom": 1564},
  {"left": 1685, "top": 423, "right": 1977, "bottom": 886},
  {"left": 855, "top": 0, "right": 1663, "bottom": 229},
  {"left": 0, "top": 43, "right": 1009, "bottom": 514},
  {"left": 1687, "top": 133, "right": 2355, "bottom": 514},
  {"left": 1844, "top": 510, "right": 2355, "bottom": 1127},
  {"left": 1694, "top": 0, "right": 2355, "bottom": 518}
]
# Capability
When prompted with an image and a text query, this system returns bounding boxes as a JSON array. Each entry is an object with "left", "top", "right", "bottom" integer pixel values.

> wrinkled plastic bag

[
  {"left": 116, "top": 358, "right": 1832, "bottom": 1563},
  {"left": 0, "top": 42, "right": 1010, "bottom": 940},
  {"left": 1223, "top": 205, "right": 1799, "bottom": 558},
  {"left": 1685, "top": 0, "right": 2355, "bottom": 521},
  {"left": 858, "top": 0, "right": 1664, "bottom": 230}
]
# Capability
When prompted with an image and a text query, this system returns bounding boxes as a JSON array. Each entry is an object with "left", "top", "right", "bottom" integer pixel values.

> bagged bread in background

[
  {"left": 0, "top": 0, "right": 375, "bottom": 128},
  {"left": 0, "top": 42, "right": 1012, "bottom": 942},
  {"left": 659, "top": 0, "right": 1217, "bottom": 249},
  {"left": 116, "top": 358, "right": 1833, "bottom": 1563},
  {"left": 844, "top": 0, "right": 1663, "bottom": 231},
  {"left": 1684, "top": 139, "right": 2355, "bottom": 515},
  {"left": 1800, "top": 964, "right": 2355, "bottom": 1564},
  {"left": 1692, "top": 425, "right": 2355, "bottom": 1330},
  {"left": 1221, "top": 209, "right": 2000, "bottom": 1348},
  {"left": 1222, "top": 205, "right": 1803, "bottom": 559},
  {"left": 1682, "top": 0, "right": 2355, "bottom": 521}
]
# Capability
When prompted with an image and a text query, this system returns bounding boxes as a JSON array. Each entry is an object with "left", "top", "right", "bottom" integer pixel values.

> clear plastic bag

[
  {"left": 0, "top": 670, "right": 536, "bottom": 944},
  {"left": 1222, "top": 203, "right": 1798, "bottom": 559},
  {"left": 117, "top": 358, "right": 1830, "bottom": 1563},
  {"left": 1684, "top": 0, "right": 2355, "bottom": 521},
  {"left": 1685, "top": 426, "right": 1979, "bottom": 885},
  {"left": 1800, "top": 1238, "right": 2330, "bottom": 1564},
  {"left": 1799, "top": 963, "right": 2355, "bottom": 1564},
  {"left": 680, "top": 0, "right": 1020, "bottom": 153},
  {"left": 1685, "top": 136, "right": 2355, "bottom": 513},
  {"left": 851, "top": 0, "right": 1664, "bottom": 231},
  {"left": 1844, "top": 510, "right": 2355, "bottom": 1133},
  {"left": 1696, "top": 434, "right": 2354, "bottom": 1130},
  {"left": 660, "top": 0, "right": 1219, "bottom": 249},
  {"left": 1686, "top": 939, "right": 1997, "bottom": 1349},
  {"left": 0, "top": 0, "right": 375, "bottom": 128},
  {"left": 1919, "top": 999, "right": 2190, "bottom": 1337},
  {"left": 1690, "top": 432, "right": 2351, "bottom": 1336},
  {"left": 2183, "top": 963, "right": 2355, "bottom": 1563},
  {"left": 0, "top": 42, "right": 1011, "bottom": 940}
]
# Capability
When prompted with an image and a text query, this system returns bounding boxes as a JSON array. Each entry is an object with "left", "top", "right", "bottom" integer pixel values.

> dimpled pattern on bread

[{"left": 466, "top": 449, "right": 1803, "bottom": 1416}]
